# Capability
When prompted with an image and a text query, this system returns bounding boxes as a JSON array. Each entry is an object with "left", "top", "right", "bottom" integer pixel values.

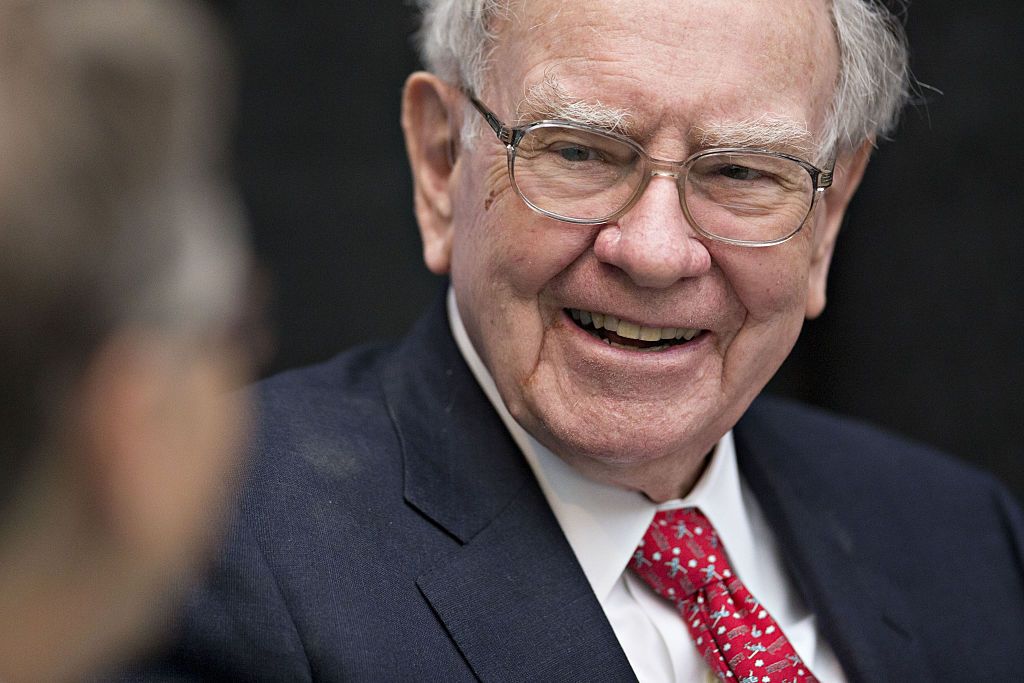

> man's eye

[
  {"left": 719, "top": 164, "right": 763, "bottom": 181},
  {"left": 554, "top": 144, "right": 598, "bottom": 162}
]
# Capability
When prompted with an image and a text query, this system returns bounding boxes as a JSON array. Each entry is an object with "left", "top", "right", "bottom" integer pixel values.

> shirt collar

[{"left": 447, "top": 288, "right": 757, "bottom": 603}]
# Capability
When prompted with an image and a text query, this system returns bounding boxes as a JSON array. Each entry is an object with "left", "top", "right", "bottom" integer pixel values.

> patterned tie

[{"left": 630, "top": 507, "right": 818, "bottom": 683}]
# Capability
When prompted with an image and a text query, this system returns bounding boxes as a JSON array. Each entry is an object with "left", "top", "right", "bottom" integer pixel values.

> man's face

[{"left": 423, "top": 0, "right": 859, "bottom": 490}]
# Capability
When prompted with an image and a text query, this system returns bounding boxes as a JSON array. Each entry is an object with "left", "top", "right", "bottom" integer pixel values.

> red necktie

[{"left": 630, "top": 507, "right": 818, "bottom": 682}]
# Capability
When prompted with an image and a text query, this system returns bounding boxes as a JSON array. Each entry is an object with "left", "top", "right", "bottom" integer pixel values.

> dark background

[{"left": 207, "top": 1, "right": 1023, "bottom": 498}]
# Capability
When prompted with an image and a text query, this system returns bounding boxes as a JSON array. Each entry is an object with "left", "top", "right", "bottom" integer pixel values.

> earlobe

[
  {"left": 401, "top": 72, "right": 458, "bottom": 275},
  {"left": 805, "top": 139, "right": 874, "bottom": 319}
]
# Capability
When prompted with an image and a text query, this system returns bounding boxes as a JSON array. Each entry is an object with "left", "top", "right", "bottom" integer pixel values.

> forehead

[{"left": 486, "top": 0, "right": 839, "bottom": 141}]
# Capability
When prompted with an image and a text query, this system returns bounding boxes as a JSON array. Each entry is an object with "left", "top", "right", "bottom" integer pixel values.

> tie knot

[
  {"left": 628, "top": 508, "right": 820, "bottom": 682},
  {"left": 630, "top": 507, "right": 736, "bottom": 601}
]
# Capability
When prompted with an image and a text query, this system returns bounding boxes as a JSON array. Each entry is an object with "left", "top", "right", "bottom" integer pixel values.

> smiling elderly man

[{"left": 133, "top": 0, "right": 1024, "bottom": 681}]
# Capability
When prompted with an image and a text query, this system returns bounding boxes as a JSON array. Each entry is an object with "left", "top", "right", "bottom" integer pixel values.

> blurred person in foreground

[
  {"left": 131, "top": 0, "right": 1023, "bottom": 681},
  {"left": 0, "top": 1, "right": 253, "bottom": 681}
]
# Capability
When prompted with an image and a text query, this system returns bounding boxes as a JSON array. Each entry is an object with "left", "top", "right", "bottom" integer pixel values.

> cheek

[
  {"left": 713, "top": 247, "right": 813, "bottom": 395},
  {"left": 480, "top": 157, "right": 512, "bottom": 212},
  {"left": 451, "top": 153, "right": 596, "bottom": 301},
  {"left": 449, "top": 152, "right": 601, "bottom": 390},
  {"left": 712, "top": 240, "right": 814, "bottom": 325}
]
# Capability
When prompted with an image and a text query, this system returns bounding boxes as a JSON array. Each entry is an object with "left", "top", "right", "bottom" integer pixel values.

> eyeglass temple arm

[
  {"left": 817, "top": 167, "right": 834, "bottom": 190},
  {"left": 463, "top": 90, "right": 518, "bottom": 145}
]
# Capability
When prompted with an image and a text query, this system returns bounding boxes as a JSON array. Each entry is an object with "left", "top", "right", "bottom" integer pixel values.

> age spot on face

[{"left": 484, "top": 188, "right": 499, "bottom": 211}]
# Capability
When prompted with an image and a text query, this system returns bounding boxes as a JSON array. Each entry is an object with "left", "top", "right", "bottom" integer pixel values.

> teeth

[
  {"left": 616, "top": 320, "right": 640, "bottom": 339},
  {"left": 639, "top": 326, "right": 661, "bottom": 342},
  {"left": 569, "top": 308, "right": 700, "bottom": 344}
]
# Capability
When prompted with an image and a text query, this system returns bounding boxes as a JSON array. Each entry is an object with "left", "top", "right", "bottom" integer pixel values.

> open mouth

[{"left": 566, "top": 308, "right": 702, "bottom": 352}]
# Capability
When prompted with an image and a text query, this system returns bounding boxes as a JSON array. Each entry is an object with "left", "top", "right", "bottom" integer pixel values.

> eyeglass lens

[{"left": 510, "top": 124, "right": 815, "bottom": 243}]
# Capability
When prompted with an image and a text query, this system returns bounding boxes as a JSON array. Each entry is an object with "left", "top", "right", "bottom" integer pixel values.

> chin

[{"left": 519, "top": 395, "right": 719, "bottom": 472}]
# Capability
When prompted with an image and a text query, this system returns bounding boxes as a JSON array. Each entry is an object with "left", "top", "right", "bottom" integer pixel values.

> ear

[
  {"left": 75, "top": 332, "right": 174, "bottom": 553},
  {"left": 77, "top": 330, "right": 244, "bottom": 563},
  {"left": 805, "top": 139, "right": 873, "bottom": 319},
  {"left": 401, "top": 71, "right": 459, "bottom": 275}
]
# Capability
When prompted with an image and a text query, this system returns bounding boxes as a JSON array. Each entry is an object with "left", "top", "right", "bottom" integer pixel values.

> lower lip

[{"left": 560, "top": 309, "right": 710, "bottom": 361}]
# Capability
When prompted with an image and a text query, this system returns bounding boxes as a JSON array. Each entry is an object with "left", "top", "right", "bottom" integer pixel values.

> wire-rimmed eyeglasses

[{"left": 465, "top": 92, "right": 834, "bottom": 247}]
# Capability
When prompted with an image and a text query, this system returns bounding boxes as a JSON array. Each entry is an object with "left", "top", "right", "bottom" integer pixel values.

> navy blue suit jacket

[{"left": 132, "top": 295, "right": 1024, "bottom": 681}]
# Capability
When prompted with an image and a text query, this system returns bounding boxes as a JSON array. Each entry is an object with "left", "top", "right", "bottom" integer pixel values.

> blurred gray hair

[
  {"left": 0, "top": 1, "right": 248, "bottom": 497},
  {"left": 413, "top": 0, "right": 912, "bottom": 157}
]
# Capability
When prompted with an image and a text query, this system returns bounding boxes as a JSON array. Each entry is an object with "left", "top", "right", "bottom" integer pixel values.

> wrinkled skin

[{"left": 404, "top": 0, "right": 872, "bottom": 501}]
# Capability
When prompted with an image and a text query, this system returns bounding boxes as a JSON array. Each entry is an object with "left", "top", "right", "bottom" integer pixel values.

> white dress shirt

[{"left": 447, "top": 290, "right": 847, "bottom": 682}]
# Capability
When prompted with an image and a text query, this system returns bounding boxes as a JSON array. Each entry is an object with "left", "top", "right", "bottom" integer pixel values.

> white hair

[
  {"left": 824, "top": 0, "right": 911, "bottom": 155},
  {"left": 415, "top": 0, "right": 507, "bottom": 96},
  {"left": 413, "top": 0, "right": 912, "bottom": 157}
]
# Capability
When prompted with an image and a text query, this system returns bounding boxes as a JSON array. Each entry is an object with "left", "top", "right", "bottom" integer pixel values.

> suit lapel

[
  {"left": 381, "top": 291, "right": 636, "bottom": 682},
  {"left": 735, "top": 400, "right": 932, "bottom": 683},
  {"left": 417, "top": 482, "right": 637, "bottom": 682}
]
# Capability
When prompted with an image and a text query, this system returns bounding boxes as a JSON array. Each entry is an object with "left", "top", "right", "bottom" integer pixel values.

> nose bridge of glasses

[
  {"left": 647, "top": 156, "right": 685, "bottom": 180},
  {"left": 627, "top": 158, "right": 697, "bottom": 231},
  {"left": 632, "top": 157, "right": 689, "bottom": 216}
]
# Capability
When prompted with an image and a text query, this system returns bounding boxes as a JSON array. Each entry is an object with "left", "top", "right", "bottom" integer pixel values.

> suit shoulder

[
  {"left": 738, "top": 395, "right": 1024, "bottom": 581},
  {"left": 740, "top": 394, "right": 1004, "bottom": 497},
  {"left": 243, "top": 343, "right": 404, "bottom": 499},
  {"left": 252, "top": 342, "right": 400, "bottom": 431},
  {"left": 256, "top": 342, "right": 392, "bottom": 406}
]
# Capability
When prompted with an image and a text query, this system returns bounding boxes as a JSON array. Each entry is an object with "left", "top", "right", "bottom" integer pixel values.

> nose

[{"left": 593, "top": 175, "right": 712, "bottom": 288}]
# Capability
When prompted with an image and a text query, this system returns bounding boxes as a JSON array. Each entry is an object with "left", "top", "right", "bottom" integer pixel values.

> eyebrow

[
  {"left": 694, "top": 115, "right": 816, "bottom": 157},
  {"left": 515, "top": 76, "right": 637, "bottom": 135},
  {"left": 513, "top": 76, "right": 818, "bottom": 159}
]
